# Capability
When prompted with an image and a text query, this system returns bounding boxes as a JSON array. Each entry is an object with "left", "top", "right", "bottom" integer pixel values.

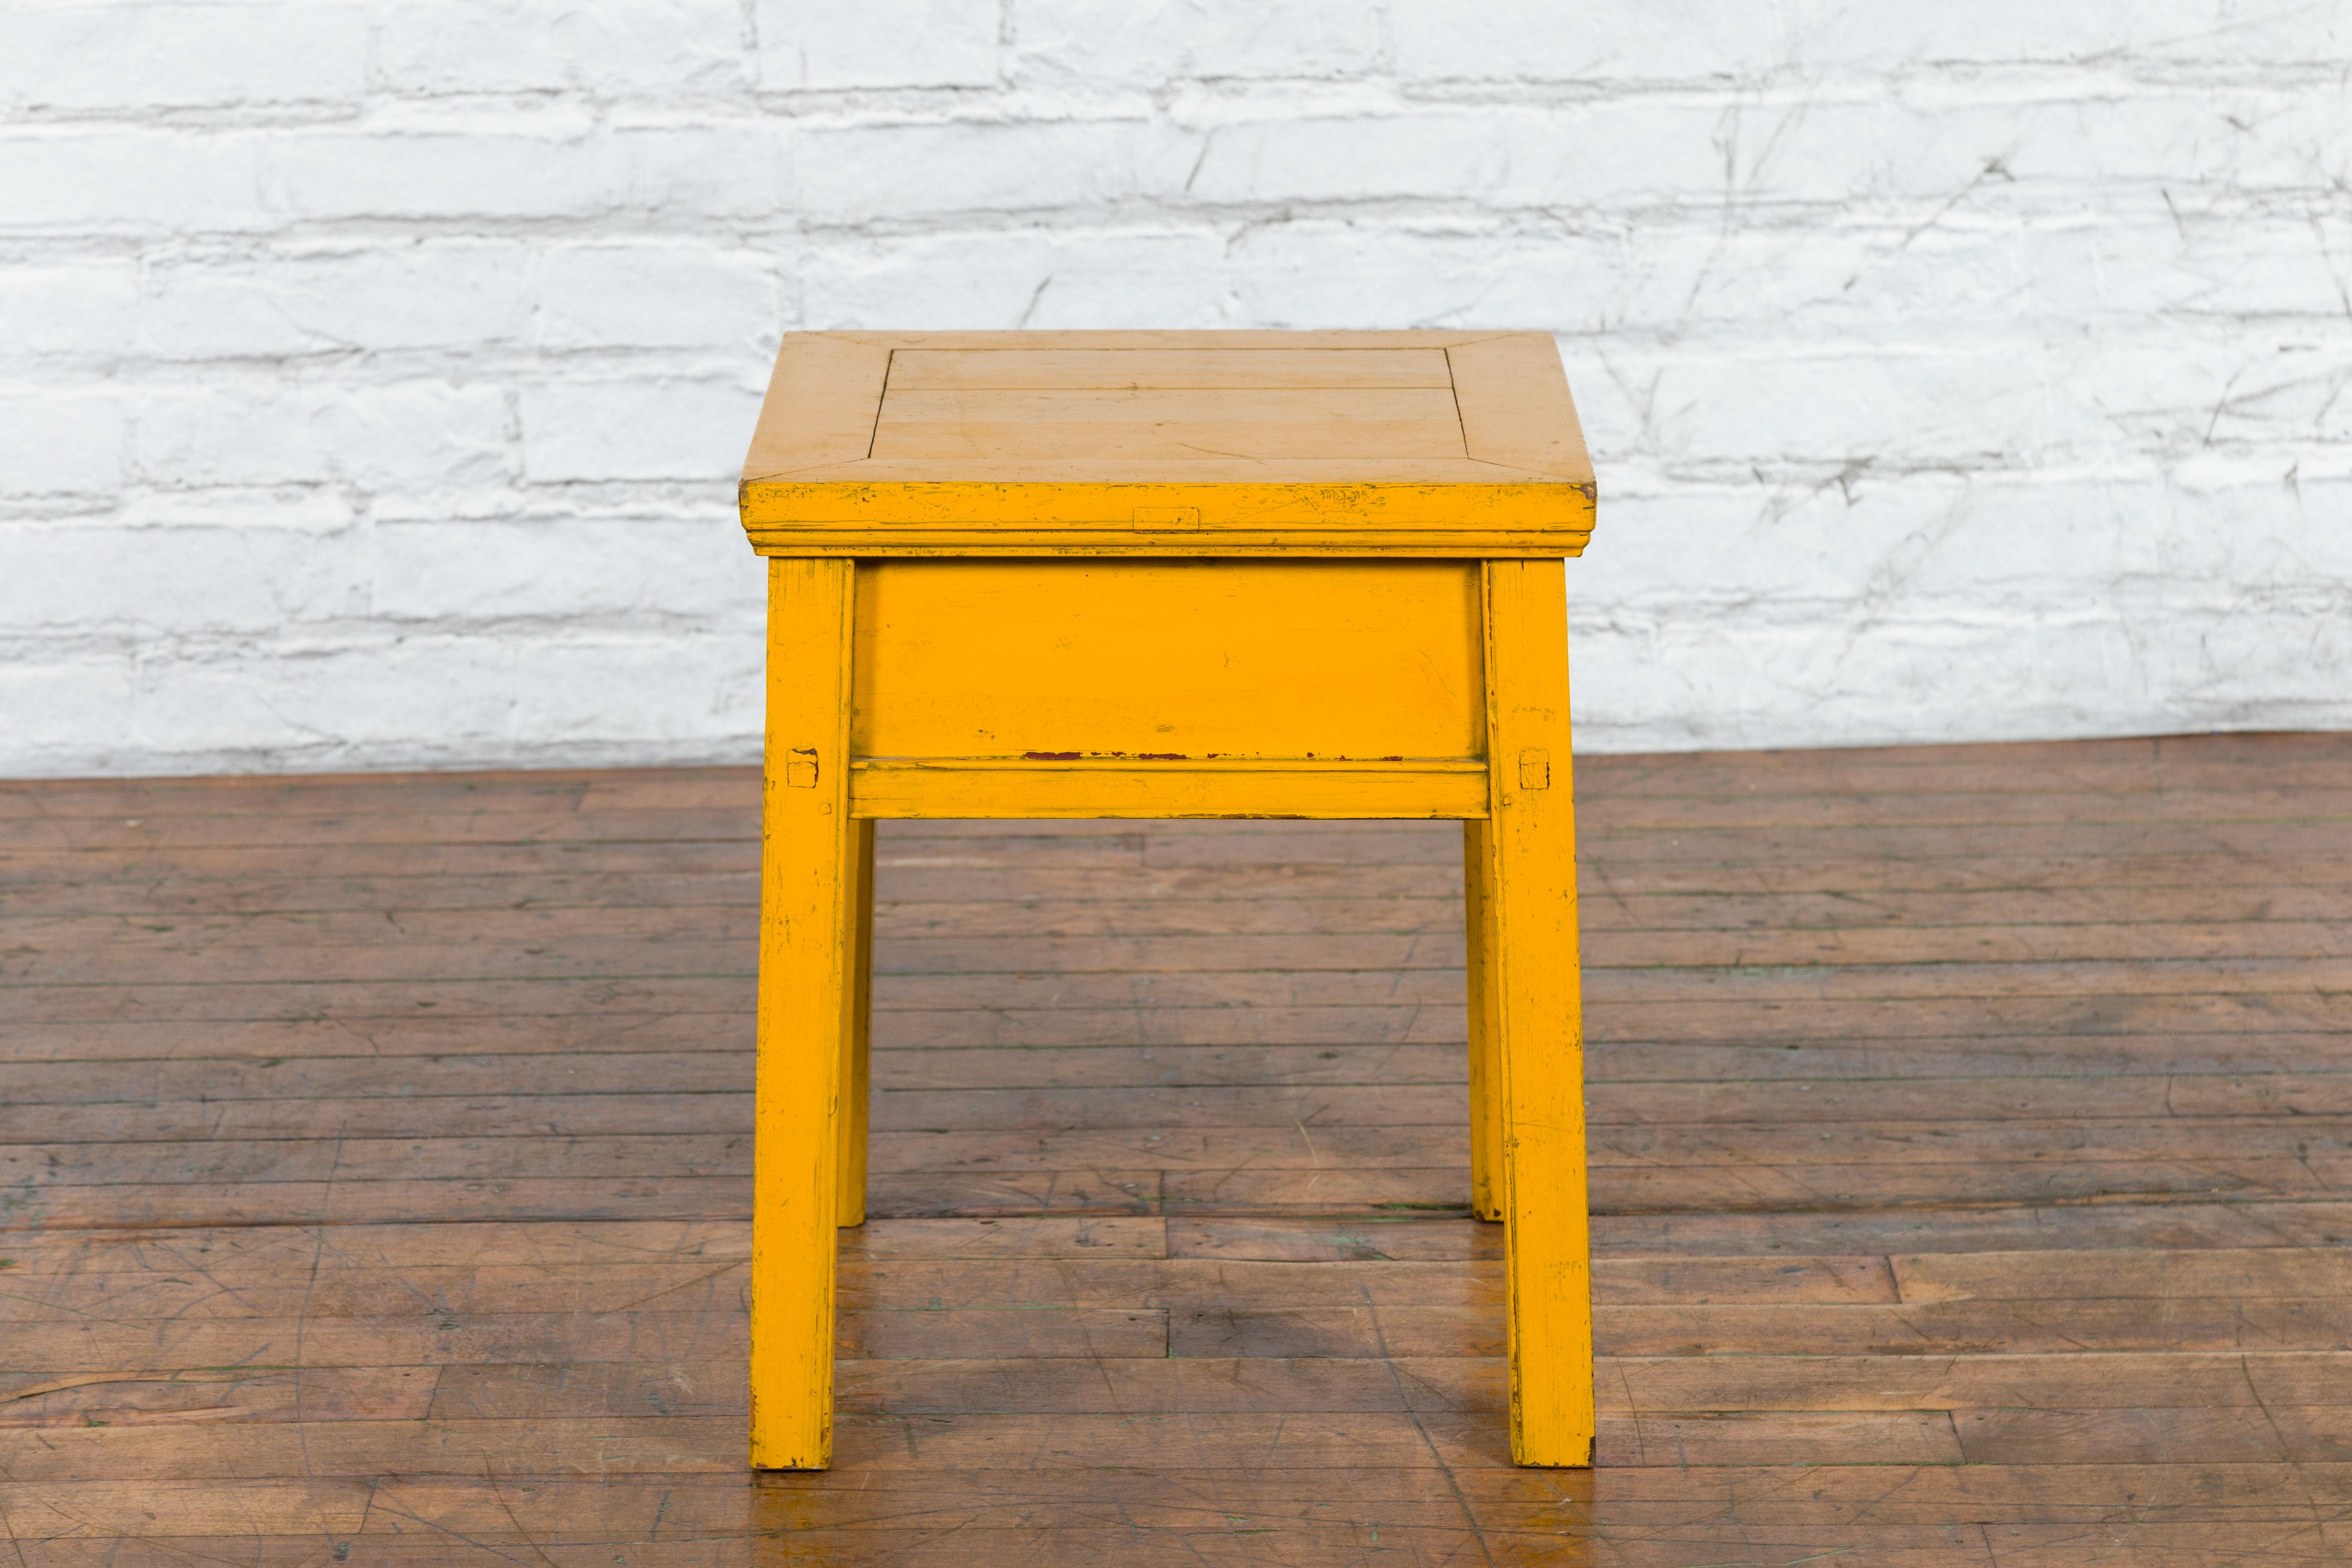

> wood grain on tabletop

[
  {"left": 3, "top": 731, "right": 2350, "bottom": 1563},
  {"left": 733, "top": 331, "right": 1598, "bottom": 558}
]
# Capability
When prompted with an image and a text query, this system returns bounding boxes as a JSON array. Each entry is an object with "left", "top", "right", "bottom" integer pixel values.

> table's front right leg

[
  {"left": 1481, "top": 558, "right": 1596, "bottom": 1469},
  {"left": 751, "top": 557, "right": 857, "bottom": 1470}
]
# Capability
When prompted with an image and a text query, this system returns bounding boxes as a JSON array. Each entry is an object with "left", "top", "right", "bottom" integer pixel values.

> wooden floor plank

[
  {"left": 50, "top": 876, "right": 2352, "bottom": 940},
  {"left": 20, "top": 861, "right": 2352, "bottom": 928},
  {"left": 46, "top": 1066, "right": 2352, "bottom": 1139},
  {"left": 46, "top": 1053, "right": 2352, "bottom": 1128},
  {"left": 17, "top": 907, "right": 2352, "bottom": 968},
  {"left": 26, "top": 1117, "right": 2349, "bottom": 1187},
  {"left": 5, "top": 736, "right": 2349, "bottom": 1560}
]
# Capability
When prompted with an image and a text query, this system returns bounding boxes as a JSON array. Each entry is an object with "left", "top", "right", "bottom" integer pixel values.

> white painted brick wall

[{"left": 2, "top": 0, "right": 2346, "bottom": 777}]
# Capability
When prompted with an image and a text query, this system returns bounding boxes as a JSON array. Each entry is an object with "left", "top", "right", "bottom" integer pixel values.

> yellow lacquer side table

[{"left": 736, "top": 330, "right": 1599, "bottom": 1469}]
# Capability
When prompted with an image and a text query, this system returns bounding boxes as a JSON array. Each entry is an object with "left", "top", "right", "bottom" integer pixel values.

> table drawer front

[{"left": 852, "top": 559, "right": 1485, "bottom": 761}]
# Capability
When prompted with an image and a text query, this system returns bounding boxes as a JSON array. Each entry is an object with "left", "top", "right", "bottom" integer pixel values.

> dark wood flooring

[{"left": 3, "top": 733, "right": 2350, "bottom": 1564}]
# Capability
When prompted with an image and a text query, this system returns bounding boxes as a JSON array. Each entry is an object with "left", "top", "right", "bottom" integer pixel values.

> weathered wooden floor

[{"left": 3, "top": 733, "right": 2350, "bottom": 1565}]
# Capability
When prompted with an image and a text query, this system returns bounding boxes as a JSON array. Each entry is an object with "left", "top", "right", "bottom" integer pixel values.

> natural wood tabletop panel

[
  {"left": 3, "top": 731, "right": 2349, "bottom": 1560},
  {"left": 736, "top": 330, "right": 1596, "bottom": 556},
  {"left": 885, "top": 346, "right": 1458, "bottom": 392},
  {"left": 878, "top": 386, "right": 1468, "bottom": 425}
]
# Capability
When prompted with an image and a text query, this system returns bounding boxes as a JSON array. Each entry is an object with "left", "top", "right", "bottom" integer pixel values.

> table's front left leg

[
  {"left": 751, "top": 557, "right": 858, "bottom": 1470},
  {"left": 1481, "top": 557, "right": 1596, "bottom": 1469}
]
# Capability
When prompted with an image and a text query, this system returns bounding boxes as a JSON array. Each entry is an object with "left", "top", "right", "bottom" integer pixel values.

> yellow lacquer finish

[
  {"left": 850, "top": 758, "right": 1488, "bottom": 820},
  {"left": 742, "top": 330, "right": 1597, "bottom": 1472},
  {"left": 853, "top": 560, "right": 1483, "bottom": 763},
  {"left": 1479, "top": 559, "right": 1597, "bottom": 1466},
  {"left": 750, "top": 557, "right": 854, "bottom": 1471}
]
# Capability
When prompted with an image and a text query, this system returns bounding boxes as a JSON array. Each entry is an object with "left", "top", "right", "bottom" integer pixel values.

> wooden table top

[{"left": 738, "top": 330, "right": 1595, "bottom": 557}]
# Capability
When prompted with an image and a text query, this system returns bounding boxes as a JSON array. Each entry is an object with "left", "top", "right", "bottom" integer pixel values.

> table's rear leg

[
  {"left": 1463, "top": 820, "right": 1504, "bottom": 1223},
  {"left": 751, "top": 557, "right": 857, "bottom": 1470},
  {"left": 1480, "top": 559, "right": 1596, "bottom": 1468},
  {"left": 839, "top": 818, "right": 875, "bottom": 1228}
]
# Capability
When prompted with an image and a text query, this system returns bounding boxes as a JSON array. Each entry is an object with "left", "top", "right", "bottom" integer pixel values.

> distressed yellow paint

[
  {"left": 1480, "top": 558, "right": 1596, "bottom": 1467},
  {"left": 743, "top": 330, "right": 1596, "bottom": 1471},
  {"left": 850, "top": 758, "right": 1488, "bottom": 820},
  {"left": 1463, "top": 817, "right": 1504, "bottom": 1224},
  {"left": 852, "top": 560, "right": 1483, "bottom": 763},
  {"left": 750, "top": 557, "right": 854, "bottom": 1471},
  {"left": 837, "top": 818, "right": 875, "bottom": 1230},
  {"left": 738, "top": 490, "right": 1589, "bottom": 559}
]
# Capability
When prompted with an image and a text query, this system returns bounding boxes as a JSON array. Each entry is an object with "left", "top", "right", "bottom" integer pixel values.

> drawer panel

[{"left": 852, "top": 559, "right": 1485, "bottom": 761}]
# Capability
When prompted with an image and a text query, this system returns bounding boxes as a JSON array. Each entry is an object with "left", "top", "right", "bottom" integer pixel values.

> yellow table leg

[
  {"left": 1463, "top": 819, "right": 1504, "bottom": 1224},
  {"left": 838, "top": 818, "right": 875, "bottom": 1229},
  {"left": 750, "top": 557, "right": 856, "bottom": 1470},
  {"left": 1479, "top": 558, "right": 1596, "bottom": 1467}
]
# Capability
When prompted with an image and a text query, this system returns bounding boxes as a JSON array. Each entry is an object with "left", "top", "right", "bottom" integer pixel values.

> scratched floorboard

[{"left": 3, "top": 733, "right": 2351, "bottom": 1566}]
